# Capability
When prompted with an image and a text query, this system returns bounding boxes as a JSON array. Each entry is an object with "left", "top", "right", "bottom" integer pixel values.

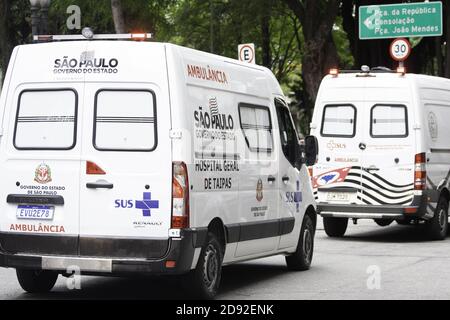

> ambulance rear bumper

[
  {"left": 0, "top": 228, "right": 208, "bottom": 275},
  {"left": 317, "top": 194, "right": 435, "bottom": 220}
]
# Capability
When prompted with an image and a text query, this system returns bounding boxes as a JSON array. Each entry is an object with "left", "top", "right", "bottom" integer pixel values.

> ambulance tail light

[
  {"left": 414, "top": 153, "right": 427, "bottom": 191},
  {"left": 172, "top": 162, "right": 190, "bottom": 229},
  {"left": 86, "top": 161, "right": 106, "bottom": 175}
]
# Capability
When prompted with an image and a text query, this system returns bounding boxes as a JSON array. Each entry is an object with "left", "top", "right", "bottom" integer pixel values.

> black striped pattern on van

[{"left": 314, "top": 166, "right": 414, "bottom": 205}]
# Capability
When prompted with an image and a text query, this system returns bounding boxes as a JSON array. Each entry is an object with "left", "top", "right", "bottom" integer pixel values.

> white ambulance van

[
  {"left": 0, "top": 31, "right": 318, "bottom": 298},
  {"left": 311, "top": 66, "right": 450, "bottom": 240}
]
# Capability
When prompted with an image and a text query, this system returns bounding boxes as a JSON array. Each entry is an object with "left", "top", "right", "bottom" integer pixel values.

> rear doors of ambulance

[
  {"left": 0, "top": 42, "right": 173, "bottom": 260},
  {"left": 78, "top": 43, "right": 173, "bottom": 259},
  {"left": 0, "top": 85, "right": 82, "bottom": 256},
  {"left": 358, "top": 85, "right": 415, "bottom": 206},
  {"left": 314, "top": 76, "right": 415, "bottom": 206},
  {"left": 314, "top": 78, "right": 364, "bottom": 205}
]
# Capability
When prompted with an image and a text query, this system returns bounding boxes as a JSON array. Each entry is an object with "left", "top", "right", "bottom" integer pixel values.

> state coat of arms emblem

[{"left": 34, "top": 163, "right": 52, "bottom": 184}]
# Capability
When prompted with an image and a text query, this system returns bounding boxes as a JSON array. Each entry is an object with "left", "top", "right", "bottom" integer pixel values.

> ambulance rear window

[
  {"left": 94, "top": 89, "right": 157, "bottom": 152},
  {"left": 14, "top": 89, "right": 78, "bottom": 150},
  {"left": 321, "top": 105, "right": 356, "bottom": 138},
  {"left": 371, "top": 104, "right": 408, "bottom": 138}
]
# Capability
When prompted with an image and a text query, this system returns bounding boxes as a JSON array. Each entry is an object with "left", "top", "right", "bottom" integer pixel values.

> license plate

[
  {"left": 16, "top": 205, "right": 55, "bottom": 221},
  {"left": 326, "top": 192, "right": 350, "bottom": 202}
]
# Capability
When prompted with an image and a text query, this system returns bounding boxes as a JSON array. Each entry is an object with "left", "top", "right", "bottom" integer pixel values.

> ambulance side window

[
  {"left": 239, "top": 103, "right": 273, "bottom": 153},
  {"left": 371, "top": 104, "right": 408, "bottom": 138},
  {"left": 275, "top": 99, "right": 299, "bottom": 168},
  {"left": 14, "top": 89, "right": 78, "bottom": 150},
  {"left": 321, "top": 105, "right": 356, "bottom": 138},
  {"left": 94, "top": 89, "right": 157, "bottom": 152}
]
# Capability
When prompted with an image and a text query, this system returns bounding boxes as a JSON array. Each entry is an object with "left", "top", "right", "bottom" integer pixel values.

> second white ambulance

[{"left": 311, "top": 67, "right": 450, "bottom": 241}]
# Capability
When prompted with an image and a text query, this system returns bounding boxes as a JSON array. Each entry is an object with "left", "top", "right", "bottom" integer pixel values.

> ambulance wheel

[
  {"left": 323, "top": 217, "right": 348, "bottom": 237},
  {"left": 426, "top": 197, "right": 449, "bottom": 241},
  {"left": 16, "top": 269, "right": 58, "bottom": 293},
  {"left": 286, "top": 215, "right": 315, "bottom": 271},
  {"left": 184, "top": 232, "right": 223, "bottom": 299}
]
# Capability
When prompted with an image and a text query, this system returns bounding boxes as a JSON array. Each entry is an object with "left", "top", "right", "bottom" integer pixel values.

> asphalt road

[{"left": 2, "top": 218, "right": 450, "bottom": 300}]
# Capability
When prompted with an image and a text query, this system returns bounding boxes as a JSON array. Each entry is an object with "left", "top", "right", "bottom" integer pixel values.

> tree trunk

[
  {"left": 436, "top": 37, "right": 443, "bottom": 77},
  {"left": 283, "top": 0, "right": 340, "bottom": 103},
  {"left": 261, "top": 3, "right": 272, "bottom": 68},
  {"left": 210, "top": 0, "right": 215, "bottom": 53},
  {"left": 111, "top": 0, "right": 126, "bottom": 34}
]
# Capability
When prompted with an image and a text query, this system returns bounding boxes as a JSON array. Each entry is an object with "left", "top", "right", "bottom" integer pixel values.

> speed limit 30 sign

[{"left": 390, "top": 38, "right": 412, "bottom": 62}]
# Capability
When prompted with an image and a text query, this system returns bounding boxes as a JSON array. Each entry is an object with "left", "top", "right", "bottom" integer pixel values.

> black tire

[
  {"left": 16, "top": 269, "right": 58, "bottom": 293},
  {"left": 323, "top": 217, "right": 348, "bottom": 237},
  {"left": 286, "top": 214, "right": 315, "bottom": 271},
  {"left": 184, "top": 232, "right": 223, "bottom": 299},
  {"left": 374, "top": 219, "right": 393, "bottom": 227},
  {"left": 425, "top": 197, "right": 449, "bottom": 241}
]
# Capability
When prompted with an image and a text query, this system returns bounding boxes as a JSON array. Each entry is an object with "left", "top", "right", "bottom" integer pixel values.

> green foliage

[
  {"left": 49, "top": 0, "right": 115, "bottom": 34},
  {"left": 333, "top": 16, "right": 354, "bottom": 69},
  {"left": 3, "top": 0, "right": 445, "bottom": 131},
  {"left": 48, "top": 0, "right": 175, "bottom": 35}
]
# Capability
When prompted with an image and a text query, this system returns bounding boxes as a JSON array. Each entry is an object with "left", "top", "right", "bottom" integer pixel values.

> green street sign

[{"left": 359, "top": 2, "right": 443, "bottom": 40}]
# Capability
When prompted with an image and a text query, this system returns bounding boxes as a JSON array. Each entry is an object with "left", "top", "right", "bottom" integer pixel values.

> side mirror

[{"left": 304, "top": 135, "right": 319, "bottom": 166}]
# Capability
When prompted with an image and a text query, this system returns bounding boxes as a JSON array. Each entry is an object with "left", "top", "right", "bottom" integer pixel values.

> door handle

[
  {"left": 7, "top": 194, "right": 65, "bottom": 205},
  {"left": 86, "top": 181, "right": 114, "bottom": 189},
  {"left": 268, "top": 176, "right": 276, "bottom": 183},
  {"left": 282, "top": 176, "right": 290, "bottom": 183}
]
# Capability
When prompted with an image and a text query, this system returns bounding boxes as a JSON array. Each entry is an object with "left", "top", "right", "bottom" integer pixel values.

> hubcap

[{"left": 203, "top": 245, "right": 219, "bottom": 289}]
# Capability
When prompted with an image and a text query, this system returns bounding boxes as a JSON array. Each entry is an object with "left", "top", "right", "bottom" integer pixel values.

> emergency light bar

[
  {"left": 33, "top": 28, "right": 153, "bottom": 42},
  {"left": 328, "top": 65, "right": 406, "bottom": 77}
]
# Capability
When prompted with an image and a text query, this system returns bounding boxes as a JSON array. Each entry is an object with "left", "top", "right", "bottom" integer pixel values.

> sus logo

[{"left": 34, "top": 163, "right": 52, "bottom": 184}]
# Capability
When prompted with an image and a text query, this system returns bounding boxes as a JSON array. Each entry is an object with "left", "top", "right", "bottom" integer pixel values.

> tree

[
  {"left": 342, "top": 0, "right": 447, "bottom": 76},
  {"left": 0, "top": 0, "right": 31, "bottom": 85},
  {"left": 282, "top": 0, "right": 340, "bottom": 114},
  {"left": 111, "top": 0, "right": 126, "bottom": 33},
  {"left": 0, "top": 0, "right": 12, "bottom": 78}
]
